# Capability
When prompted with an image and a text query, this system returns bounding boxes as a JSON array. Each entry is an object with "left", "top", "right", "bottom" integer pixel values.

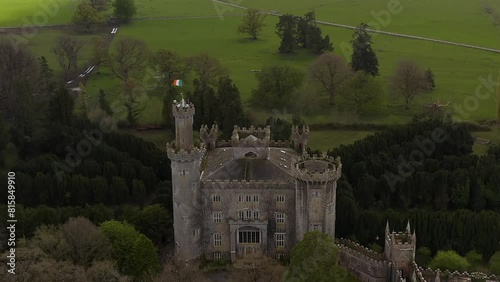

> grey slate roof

[{"left": 201, "top": 147, "right": 299, "bottom": 181}]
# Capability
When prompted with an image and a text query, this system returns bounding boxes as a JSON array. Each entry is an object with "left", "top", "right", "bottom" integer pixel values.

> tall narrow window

[
  {"left": 276, "top": 213, "right": 285, "bottom": 224},
  {"left": 214, "top": 233, "right": 222, "bottom": 246},
  {"left": 213, "top": 212, "right": 222, "bottom": 223},
  {"left": 213, "top": 195, "right": 221, "bottom": 202},
  {"left": 277, "top": 195, "right": 285, "bottom": 203},
  {"left": 253, "top": 195, "right": 259, "bottom": 202},
  {"left": 276, "top": 233, "right": 285, "bottom": 248}
]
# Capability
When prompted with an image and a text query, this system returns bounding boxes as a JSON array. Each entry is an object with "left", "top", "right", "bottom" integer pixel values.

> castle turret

[
  {"left": 384, "top": 221, "right": 417, "bottom": 280},
  {"left": 167, "top": 98, "right": 206, "bottom": 261},
  {"left": 292, "top": 154, "right": 342, "bottom": 241}
]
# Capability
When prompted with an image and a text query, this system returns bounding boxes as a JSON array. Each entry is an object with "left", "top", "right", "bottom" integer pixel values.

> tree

[
  {"left": 238, "top": 8, "right": 267, "bottom": 39},
  {"left": 72, "top": 3, "right": 105, "bottom": 32},
  {"left": 424, "top": 68, "right": 435, "bottom": 89},
  {"left": 340, "top": 71, "right": 382, "bottom": 113},
  {"left": 428, "top": 250, "right": 470, "bottom": 272},
  {"left": 78, "top": 82, "right": 89, "bottom": 118},
  {"left": 309, "top": 53, "right": 351, "bottom": 105},
  {"left": 37, "top": 56, "right": 56, "bottom": 97},
  {"left": 86, "top": 260, "right": 130, "bottom": 281},
  {"left": 30, "top": 225, "right": 71, "bottom": 261},
  {"left": 490, "top": 251, "right": 500, "bottom": 275},
  {"left": 350, "top": 23, "right": 379, "bottom": 76},
  {"left": 154, "top": 258, "right": 203, "bottom": 282},
  {"left": 100, "top": 220, "right": 159, "bottom": 278},
  {"left": 276, "top": 14, "right": 299, "bottom": 54},
  {"left": 113, "top": 0, "right": 136, "bottom": 23},
  {"left": 130, "top": 204, "right": 172, "bottom": 247},
  {"left": 216, "top": 76, "right": 247, "bottom": 137},
  {"left": 0, "top": 38, "right": 38, "bottom": 122},
  {"left": 52, "top": 36, "right": 85, "bottom": 80},
  {"left": 252, "top": 64, "right": 304, "bottom": 109},
  {"left": 187, "top": 53, "right": 227, "bottom": 86},
  {"left": 107, "top": 36, "right": 150, "bottom": 82},
  {"left": 48, "top": 86, "right": 74, "bottom": 125},
  {"left": 390, "top": 60, "right": 428, "bottom": 109},
  {"left": 98, "top": 88, "right": 113, "bottom": 116},
  {"left": 162, "top": 86, "right": 177, "bottom": 129},
  {"left": 285, "top": 231, "right": 348, "bottom": 281},
  {"left": 61, "top": 217, "right": 112, "bottom": 267},
  {"left": 88, "top": 0, "right": 111, "bottom": 11},
  {"left": 296, "top": 12, "right": 333, "bottom": 53},
  {"left": 266, "top": 117, "right": 292, "bottom": 141},
  {"left": 90, "top": 36, "right": 109, "bottom": 65},
  {"left": 151, "top": 49, "right": 187, "bottom": 88}
]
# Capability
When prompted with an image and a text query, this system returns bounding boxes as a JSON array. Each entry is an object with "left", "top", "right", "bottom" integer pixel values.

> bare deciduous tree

[
  {"left": 152, "top": 257, "right": 203, "bottom": 282},
  {"left": 309, "top": 53, "right": 352, "bottom": 105},
  {"left": 106, "top": 36, "right": 151, "bottom": 82},
  {"left": 187, "top": 52, "right": 228, "bottom": 86},
  {"left": 52, "top": 35, "right": 85, "bottom": 80},
  {"left": 90, "top": 36, "right": 109, "bottom": 65},
  {"left": 151, "top": 49, "right": 188, "bottom": 88},
  {"left": 230, "top": 255, "right": 286, "bottom": 282},
  {"left": 238, "top": 8, "right": 267, "bottom": 39},
  {"left": 389, "top": 60, "right": 429, "bottom": 110},
  {"left": 61, "top": 217, "right": 112, "bottom": 268}
]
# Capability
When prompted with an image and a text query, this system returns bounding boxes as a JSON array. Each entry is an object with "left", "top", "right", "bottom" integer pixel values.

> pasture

[{"left": 1, "top": 0, "right": 499, "bottom": 150}]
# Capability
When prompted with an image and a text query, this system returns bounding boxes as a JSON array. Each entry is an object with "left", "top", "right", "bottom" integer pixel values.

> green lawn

[
  {"left": 0, "top": 0, "right": 78, "bottom": 26},
  {"left": 309, "top": 130, "right": 377, "bottom": 151},
  {"left": 472, "top": 128, "right": 500, "bottom": 156}
]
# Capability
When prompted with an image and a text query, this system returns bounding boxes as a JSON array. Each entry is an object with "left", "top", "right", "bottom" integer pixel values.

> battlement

[
  {"left": 293, "top": 155, "right": 342, "bottom": 182},
  {"left": 269, "top": 140, "right": 292, "bottom": 147},
  {"left": 232, "top": 125, "right": 271, "bottom": 139},
  {"left": 167, "top": 143, "right": 206, "bottom": 162},
  {"left": 337, "top": 244, "right": 389, "bottom": 266},
  {"left": 337, "top": 238, "right": 384, "bottom": 260},
  {"left": 172, "top": 99, "right": 195, "bottom": 118},
  {"left": 412, "top": 261, "right": 499, "bottom": 282},
  {"left": 202, "top": 179, "right": 292, "bottom": 190},
  {"left": 386, "top": 231, "right": 415, "bottom": 245}
]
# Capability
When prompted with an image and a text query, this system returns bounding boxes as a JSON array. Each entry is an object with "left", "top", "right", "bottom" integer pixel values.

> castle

[{"left": 167, "top": 99, "right": 499, "bottom": 282}]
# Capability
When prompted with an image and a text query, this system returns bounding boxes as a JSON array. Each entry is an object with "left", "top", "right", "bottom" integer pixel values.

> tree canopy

[
  {"left": 428, "top": 250, "right": 470, "bottom": 272},
  {"left": 238, "top": 8, "right": 267, "bottom": 39},
  {"left": 350, "top": 23, "right": 379, "bottom": 76},
  {"left": 285, "top": 231, "right": 347, "bottom": 281},
  {"left": 113, "top": 0, "right": 136, "bottom": 23}
]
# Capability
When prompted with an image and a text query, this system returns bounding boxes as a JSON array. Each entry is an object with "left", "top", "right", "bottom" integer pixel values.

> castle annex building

[{"left": 167, "top": 98, "right": 341, "bottom": 262}]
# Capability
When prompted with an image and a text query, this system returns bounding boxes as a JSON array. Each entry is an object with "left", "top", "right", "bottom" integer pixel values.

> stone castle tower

[
  {"left": 292, "top": 153, "right": 341, "bottom": 241},
  {"left": 384, "top": 221, "right": 416, "bottom": 280},
  {"left": 166, "top": 98, "right": 206, "bottom": 261}
]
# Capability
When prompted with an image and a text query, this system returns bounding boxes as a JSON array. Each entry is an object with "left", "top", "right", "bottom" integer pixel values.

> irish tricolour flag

[{"left": 172, "top": 79, "right": 183, "bottom": 87}]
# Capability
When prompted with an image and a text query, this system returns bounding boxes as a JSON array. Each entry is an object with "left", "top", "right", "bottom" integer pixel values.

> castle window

[
  {"left": 238, "top": 230, "right": 260, "bottom": 244},
  {"left": 192, "top": 229, "right": 199, "bottom": 237},
  {"left": 238, "top": 210, "right": 259, "bottom": 220},
  {"left": 179, "top": 170, "right": 186, "bottom": 176},
  {"left": 214, "top": 233, "right": 222, "bottom": 246},
  {"left": 183, "top": 216, "right": 189, "bottom": 224},
  {"left": 276, "top": 253, "right": 284, "bottom": 259},
  {"left": 245, "top": 195, "right": 252, "bottom": 202},
  {"left": 312, "top": 224, "right": 321, "bottom": 231},
  {"left": 277, "top": 195, "right": 285, "bottom": 203},
  {"left": 253, "top": 195, "right": 259, "bottom": 202},
  {"left": 212, "top": 195, "right": 221, "bottom": 202},
  {"left": 213, "top": 212, "right": 222, "bottom": 223},
  {"left": 238, "top": 195, "right": 244, "bottom": 202},
  {"left": 213, "top": 252, "right": 222, "bottom": 260},
  {"left": 238, "top": 211, "right": 245, "bottom": 220},
  {"left": 312, "top": 190, "right": 321, "bottom": 197},
  {"left": 253, "top": 211, "right": 259, "bottom": 220},
  {"left": 276, "top": 233, "right": 285, "bottom": 248},
  {"left": 276, "top": 213, "right": 285, "bottom": 224}
]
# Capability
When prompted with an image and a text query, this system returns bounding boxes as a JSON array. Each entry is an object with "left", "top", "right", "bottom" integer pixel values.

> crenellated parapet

[
  {"left": 293, "top": 154, "right": 342, "bottom": 183},
  {"left": 172, "top": 99, "right": 195, "bottom": 119},
  {"left": 202, "top": 179, "right": 291, "bottom": 190},
  {"left": 231, "top": 125, "right": 270, "bottom": 147},
  {"left": 269, "top": 140, "right": 292, "bottom": 148},
  {"left": 167, "top": 143, "right": 206, "bottom": 162},
  {"left": 410, "top": 260, "right": 500, "bottom": 282},
  {"left": 337, "top": 238, "right": 384, "bottom": 260}
]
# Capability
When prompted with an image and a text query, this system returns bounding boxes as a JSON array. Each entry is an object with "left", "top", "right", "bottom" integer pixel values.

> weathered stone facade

[{"left": 168, "top": 99, "right": 341, "bottom": 262}]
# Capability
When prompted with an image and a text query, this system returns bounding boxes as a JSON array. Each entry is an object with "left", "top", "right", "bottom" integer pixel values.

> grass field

[
  {"left": 1, "top": 0, "right": 499, "bottom": 142},
  {"left": 0, "top": 0, "right": 78, "bottom": 26}
]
